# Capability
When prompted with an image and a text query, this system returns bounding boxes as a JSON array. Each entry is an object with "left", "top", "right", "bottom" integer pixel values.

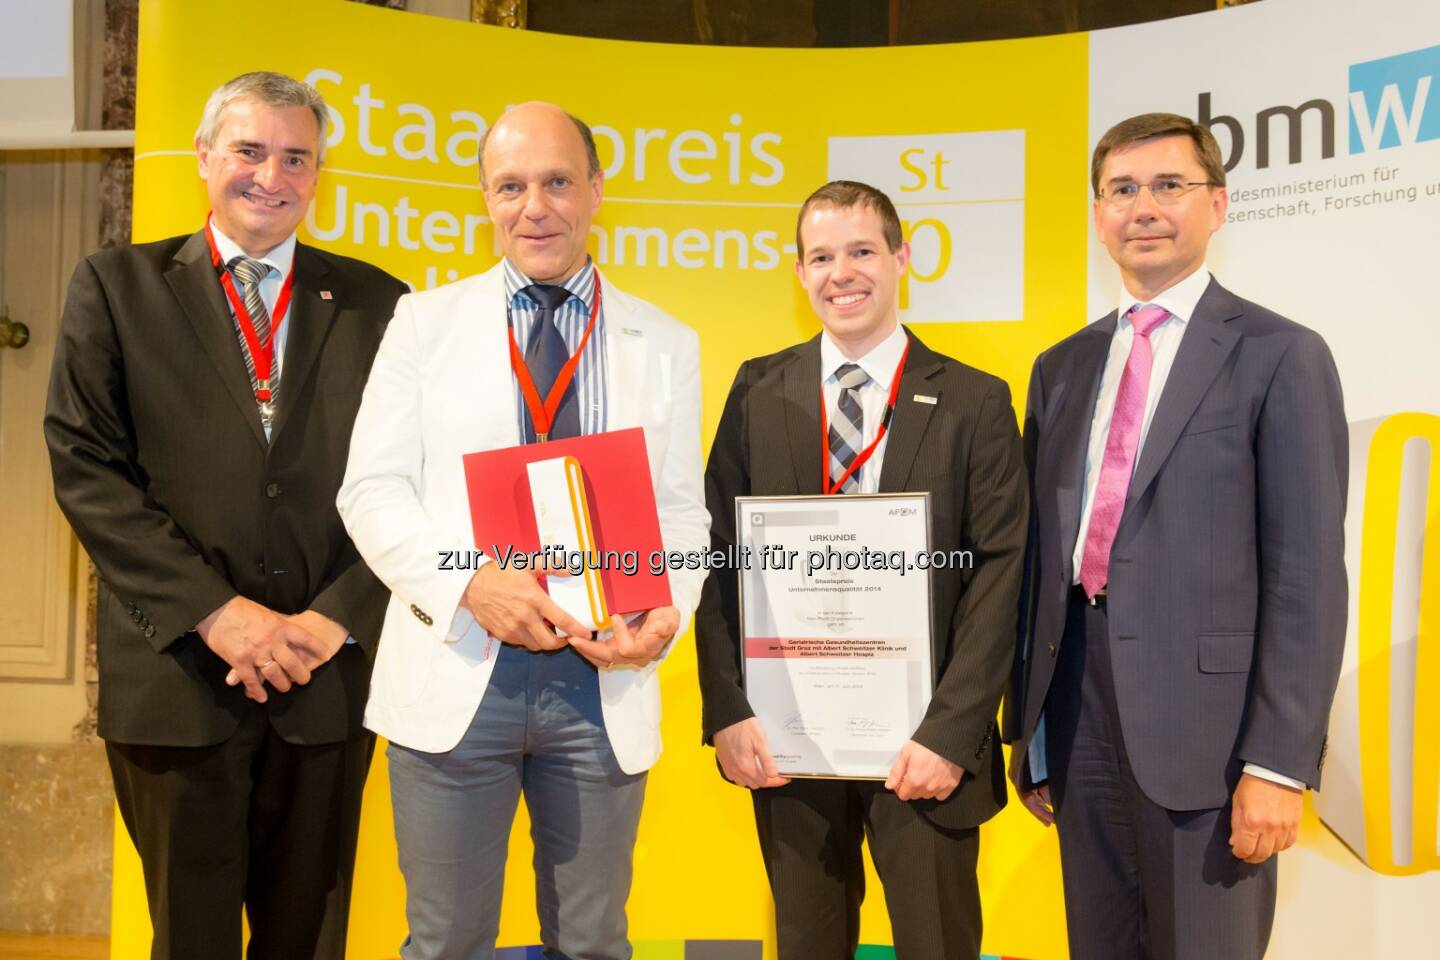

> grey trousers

[
  {"left": 388, "top": 643, "right": 647, "bottom": 960},
  {"left": 1046, "top": 595, "right": 1277, "bottom": 960}
]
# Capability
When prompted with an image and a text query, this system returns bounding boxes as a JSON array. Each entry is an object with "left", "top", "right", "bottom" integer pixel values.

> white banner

[{"left": 1090, "top": 1, "right": 1440, "bottom": 955}]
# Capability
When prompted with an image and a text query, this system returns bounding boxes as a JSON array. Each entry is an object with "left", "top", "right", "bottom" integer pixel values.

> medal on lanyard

[
  {"left": 507, "top": 275, "right": 603, "bottom": 442},
  {"left": 204, "top": 214, "right": 295, "bottom": 427},
  {"left": 819, "top": 340, "right": 910, "bottom": 495}
]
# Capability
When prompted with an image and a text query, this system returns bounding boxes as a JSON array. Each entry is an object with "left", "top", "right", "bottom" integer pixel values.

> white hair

[{"left": 196, "top": 71, "right": 328, "bottom": 163}]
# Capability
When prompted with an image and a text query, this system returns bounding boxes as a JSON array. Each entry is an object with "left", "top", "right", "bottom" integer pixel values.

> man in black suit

[
  {"left": 696, "top": 180, "right": 1028, "bottom": 959},
  {"left": 44, "top": 71, "right": 407, "bottom": 960}
]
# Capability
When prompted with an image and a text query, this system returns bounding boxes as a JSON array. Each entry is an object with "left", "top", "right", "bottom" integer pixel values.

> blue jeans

[{"left": 388, "top": 643, "right": 647, "bottom": 960}]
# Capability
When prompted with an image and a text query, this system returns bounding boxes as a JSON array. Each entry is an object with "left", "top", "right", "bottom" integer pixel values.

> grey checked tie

[
  {"left": 226, "top": 256, "right": 278, "bottom": 410},
  {"left": 827, "top": 363, "right": 870, "bottom": 493}
]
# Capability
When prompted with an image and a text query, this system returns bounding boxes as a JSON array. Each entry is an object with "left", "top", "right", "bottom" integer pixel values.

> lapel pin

[
  {"left": 913, "top": 394, "right": 937, "bottom": 405},
  {"left": 319, "top": 290, "right": 333, "bottom": 300}
]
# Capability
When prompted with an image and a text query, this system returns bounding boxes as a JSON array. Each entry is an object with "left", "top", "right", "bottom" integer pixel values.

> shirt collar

[
  {"left": 1117, "top": 264, "right": 1211, "bottom": 330},
  {"left": 208, "top": 221, "right": 296, "bottom": 281},
  {"left": 820, "top": 322, "right": 908, "bottom": 391},
  {"left": 503, "top": 257, "right": 596, "bottom": 307}
]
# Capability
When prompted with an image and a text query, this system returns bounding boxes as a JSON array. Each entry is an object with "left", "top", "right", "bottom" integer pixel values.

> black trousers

[
  {"left": 751, "top": 777, "right": 982, "bottom": 960},
  {"left": 106, "top": 707, "right": 374, "bottom": 960},
  {"left": 1045, "top": 594, "right": 1276, "bottom": 960}
]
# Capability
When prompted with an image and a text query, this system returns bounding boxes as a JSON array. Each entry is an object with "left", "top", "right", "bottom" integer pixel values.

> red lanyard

[
  {"left": 506, "top": 274, "right": 603, "bottom": 442},
  {"left": 820, "top": 339, "right": 910, "bottom": 495},
  {"left": 204, "top": 214, "right": 294, "bottom": 404}
]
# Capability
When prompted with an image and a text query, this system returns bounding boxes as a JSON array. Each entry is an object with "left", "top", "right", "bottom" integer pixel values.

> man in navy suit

[{"left": 1008, "top": 113, "right": 1347, "bottom": 959}]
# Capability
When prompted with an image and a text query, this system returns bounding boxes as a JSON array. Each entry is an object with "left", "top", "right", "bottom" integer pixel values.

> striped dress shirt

[{"left": 503, "top": 258, "right": 608, "bottom": 440}]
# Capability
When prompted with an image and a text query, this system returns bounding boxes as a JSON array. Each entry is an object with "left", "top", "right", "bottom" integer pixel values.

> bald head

[
  {"left": 480, "top": 101, "right": 604, "bottom": 283},
  {"left": 478, "top": 102, "right": 600, "bottom": 187}
]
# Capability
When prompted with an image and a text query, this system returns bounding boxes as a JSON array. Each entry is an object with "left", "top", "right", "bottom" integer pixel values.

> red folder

[{"left": 461, "top": 427, "right": 672, "bottom": 616}]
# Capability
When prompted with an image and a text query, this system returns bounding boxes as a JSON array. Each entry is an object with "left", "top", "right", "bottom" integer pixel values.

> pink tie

[{"left": 1078, "top": 304, "right": 1169, "bottom": 598}]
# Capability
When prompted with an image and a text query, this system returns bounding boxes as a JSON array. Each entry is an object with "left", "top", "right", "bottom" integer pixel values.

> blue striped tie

[{"left": 520, "top": 284, "right": 580, "bottom": 442}]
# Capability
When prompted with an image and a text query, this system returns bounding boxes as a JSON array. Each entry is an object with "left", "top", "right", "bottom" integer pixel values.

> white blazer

[{"left": 337, "top": 262, "right": 709, "bottom": 773}]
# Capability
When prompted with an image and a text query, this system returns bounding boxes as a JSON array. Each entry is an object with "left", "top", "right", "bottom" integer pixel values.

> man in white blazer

[{"left": 337, "top": 101, "right": 709, "bottom": 960}]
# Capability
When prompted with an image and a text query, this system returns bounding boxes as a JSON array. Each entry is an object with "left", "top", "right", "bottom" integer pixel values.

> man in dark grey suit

[
  {"left": 1007, "top": 113, "right": 1347, "bottom": 959},
  {"left": 697, "top": 181, "right": 1028, "bottom": 959},
  {"left": 45, "top": 72, "right": 406, "bottom": 959}
]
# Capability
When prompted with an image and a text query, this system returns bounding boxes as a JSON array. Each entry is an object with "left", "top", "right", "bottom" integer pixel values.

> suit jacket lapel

[
  {"left": 1124, "top": 280, "right": 1242, "bottom": 512},
  {"left": 603, "top": 291, "right": 648, "bottom": 431},
  {"left": 778, "top": 336, "right": 823, "bottom": 495},
  {"left": 270, "top": 245, "right": 338, "bottom": 442},
  {"left": 1054, "top": 321, "right": 1113, "bottom": 578},
  {"left": 446, "top": 265, "right": 517, "bottom": 450},
  {"left": 164, "top": 231, "right": 266, "bottom": 448},
  {"left": 877, "top": 330, "right": 942, "bottom": 493}
]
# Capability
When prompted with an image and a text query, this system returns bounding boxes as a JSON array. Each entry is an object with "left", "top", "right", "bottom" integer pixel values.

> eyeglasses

[{"left": 1097, "top": 179, "right": 1218, "bottom": 207}]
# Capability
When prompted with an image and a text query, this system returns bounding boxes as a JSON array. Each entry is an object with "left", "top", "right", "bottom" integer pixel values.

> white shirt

[
  {"left": 1032, "top": 266, "right": 1302, "bottom": 791},
  {"left": 819, "top": 323, "right": 908, "bottom": 494}
]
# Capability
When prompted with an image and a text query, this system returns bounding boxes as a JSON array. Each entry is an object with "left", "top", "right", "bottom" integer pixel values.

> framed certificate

[{"left": 738, "top": 493, "right": 934, "bottom": 779}]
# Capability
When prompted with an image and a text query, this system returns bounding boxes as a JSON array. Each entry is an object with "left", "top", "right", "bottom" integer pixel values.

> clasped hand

[{"left": 201, "top": 597, "right": 347, "bottom": 704}]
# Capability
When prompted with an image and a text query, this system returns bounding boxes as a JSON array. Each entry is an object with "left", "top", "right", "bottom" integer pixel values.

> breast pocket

[{"left": 1180, "top": 406, "right": 1242, "bottom": 437}]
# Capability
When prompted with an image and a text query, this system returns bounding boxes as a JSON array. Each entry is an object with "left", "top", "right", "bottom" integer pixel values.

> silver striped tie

[
  {"left": 828, "top": 363, "right": 870, "bottom": 493},
  {"left": 226, "top": 256, "right": 277, "bottom": 407}
]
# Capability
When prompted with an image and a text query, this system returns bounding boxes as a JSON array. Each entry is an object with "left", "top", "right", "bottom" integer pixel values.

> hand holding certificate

[{"left": 739, "top": 493, "right": 934, "bottom": 779}]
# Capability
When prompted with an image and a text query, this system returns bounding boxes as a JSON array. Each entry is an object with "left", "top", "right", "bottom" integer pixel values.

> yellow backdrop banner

[{"left": 119, "top": 0, "right": 1090, "bottom": 956}]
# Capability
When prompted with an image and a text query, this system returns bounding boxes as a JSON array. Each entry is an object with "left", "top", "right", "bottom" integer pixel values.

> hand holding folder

[
  {"left": 462, "top": 427, "right": 675, "bottom": 661},
  {"left": 460, "top": 561, "right": 590, "bottom": 651},
  {"left": 569, "top": 605, "right": 681, "bottom": 670}
]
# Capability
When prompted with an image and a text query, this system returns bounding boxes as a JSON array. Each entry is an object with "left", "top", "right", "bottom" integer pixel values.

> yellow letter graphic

[
  {"left": 898, "top": 148, "right": 928, "bottom": 192},
  {"left": 1357, "top": 412, "right": 1439, "bottom": 875},
  {"left": 899, "top": 218, "right": 951, "bottom": 310}
]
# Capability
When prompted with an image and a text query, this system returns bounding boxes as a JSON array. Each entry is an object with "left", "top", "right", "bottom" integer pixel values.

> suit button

[
  {"left": 143, "top": 625, "right": 156, "bottom": 639},
  {"left": 1046, "top": 643, "right": 1057, "bottom": 657},
  {"left": 266, "top": 483, "right": 282, "bottom": 498}
]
